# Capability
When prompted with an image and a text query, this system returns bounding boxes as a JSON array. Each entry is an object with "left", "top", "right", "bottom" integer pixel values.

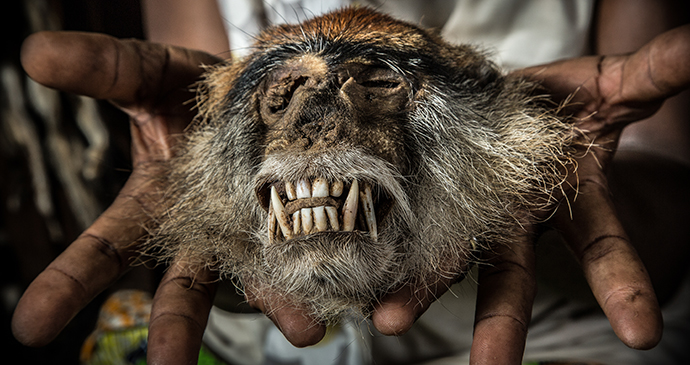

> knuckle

[
  {"left": 149, "top": 310, "right": 205, "bottom": 332},
  {"left": 579, "top": 175, "right": 608, "bottom": 190},
  {"left": 602, "top": 284, "right": 656, "bottom": 313},
  {"left": 578, "top": 234, "right": 628, "bottom": 264},
  {"left": 160, "top": 274, "right": 216, "bottom": 300},
  {"left": 78, "top": 233, "right": 128, "bottom": 269},
  {"left": 474, "top": 312, "right": 528, "bottom": 333},
  {"left": 45, "top": 266, "right": 88, "bottom": 296},
  {"left": 482, "top": 258, "right": 533, "bottom": 281}
]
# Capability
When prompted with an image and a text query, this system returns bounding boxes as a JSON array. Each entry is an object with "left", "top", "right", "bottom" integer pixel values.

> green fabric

[{"left": 197, "top": 346, "right": 228, "bottom": 365}]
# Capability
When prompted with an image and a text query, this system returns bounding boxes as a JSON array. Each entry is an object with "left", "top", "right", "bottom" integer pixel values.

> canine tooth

[
  {"left": 301, "top": 208, "right": 313, "bottom": 233},
  {"left": 285, "top": 181, "right": 297, "bottom": 200},
  {"left": 268, "top": 201, "right": 276, "bottom": 242},
  {"left": 312, "top": 178, "right": 329, "bottom": 198},
  {"left": 293, "top": 211, "right": 301, "bottom": 235},
  {"left": 361, "top": 183, "right": 377, "bottom": 241},
  {"left": 313, "top": 206, "right": 328, "bottom": 231},
  {"left": 330, "top": 181, "right": 344, "bottom": 197},
  {"left": 325, "top": 206, "right": 339, "bottom": 231},
  {"left": 271, "top": 186, "right": 293, "bottom": 239},
  {"left": 342, "top": 179, "right": 359, "bottom": 231},
  {"left": 296, "top": 179, "right": 311, "bottom": 199}
]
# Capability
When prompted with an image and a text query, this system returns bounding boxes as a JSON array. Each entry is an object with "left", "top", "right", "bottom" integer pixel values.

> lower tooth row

[
  {"left": 267, "top": 179, "right": 376, "bottom": 241},
  {"left": 291, "top": 206, "right": 335, "bottom": 235}
]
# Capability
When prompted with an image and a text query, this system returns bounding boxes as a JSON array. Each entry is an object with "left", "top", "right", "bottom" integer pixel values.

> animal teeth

[
  {"left": 271, "top": 186, "right": 293, "bottom": 239},
  {"left": 325, "top": 206, "right": 339, "bottom": 231},
  {"left": 312, "top": 178, "right": 329, "bottom": 198},
  {"left": 313, "top": 206, "right": 328, "bottom": 231},
  {"left": 360, "top": 183, "right": 377, "bottom": 241},
  {"left": 292, "top": 211, "right": 301, "bottom": 235},
  {"left": 285, "top": 181, "right": 297, "bottom": 200},
  {"left": 296, "top": 179, "right": 311, "bottom": 199},
  {"left": 342, "top": 179, "right": 359, "bottom": 231},
  {"left": 268, "top": 177, "right": 378, "bottom": 240},
  {"left": 301, "top": 208, "right": 313, "bottom": 234},
  {"left": 330, "top": 180, "right": 344, "bottom": 197},
  {"left": 268, "top": 200, "right": 276, "bottom": 242},
  {"left": 310, "top": 178, "right": 329, "bottom": 232}
]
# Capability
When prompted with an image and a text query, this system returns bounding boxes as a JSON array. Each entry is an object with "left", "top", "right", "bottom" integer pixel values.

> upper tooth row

[
  {"left": 268, "top": 178, "right": 377, "bottom": 241},
  {"left": 286, "top": 179, "right": 344, "bottom": 200}
]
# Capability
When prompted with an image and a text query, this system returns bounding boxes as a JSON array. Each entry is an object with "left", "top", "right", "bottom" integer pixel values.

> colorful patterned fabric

[
  {"left": 80, "top": 290, "right": 228, "bottom": 365},
  {"left": 80, "top": 290, "right": 152, "bottom": 365}
]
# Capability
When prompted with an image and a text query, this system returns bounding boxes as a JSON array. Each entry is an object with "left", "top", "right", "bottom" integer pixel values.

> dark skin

[{"left": 12, "top": 24, "right": 690, "bottom": 364}]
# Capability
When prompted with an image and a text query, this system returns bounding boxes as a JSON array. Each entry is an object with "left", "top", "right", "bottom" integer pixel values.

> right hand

[{"left": 12, "top": 31, "right": 226, "bottom": 364}]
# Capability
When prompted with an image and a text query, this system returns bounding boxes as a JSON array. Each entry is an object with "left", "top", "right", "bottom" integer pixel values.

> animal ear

[
  {"left": 441, "top": 44, "right": 504, "bottom": 91},
  {"left": 475, "top": 60, "right": 502, "bottom": 88}
]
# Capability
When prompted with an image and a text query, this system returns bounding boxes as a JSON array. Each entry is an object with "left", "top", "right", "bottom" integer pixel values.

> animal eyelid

[{"left": 358, "top": 79, "right": 400, "bottom": 88}]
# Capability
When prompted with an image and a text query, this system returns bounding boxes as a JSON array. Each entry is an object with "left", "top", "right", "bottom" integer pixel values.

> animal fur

[{"left": 147, "top": 7, "right": 573, "bottom": 324}]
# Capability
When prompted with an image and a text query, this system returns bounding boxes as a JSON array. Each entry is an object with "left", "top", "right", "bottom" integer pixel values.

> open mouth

[{"left": 257, "top": 178, "right": 391, "bottom": 243}]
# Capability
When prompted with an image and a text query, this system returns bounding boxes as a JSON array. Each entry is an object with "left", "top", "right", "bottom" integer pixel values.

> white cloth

[
  {"left": 440, "top": 0, "right": 593, "bottom": 70},
  {"left": 203, "top": 306, "right": 371, "bottom": 365},
  {"left": 218, "top": 0, "right": 593, "bottom": 69}
]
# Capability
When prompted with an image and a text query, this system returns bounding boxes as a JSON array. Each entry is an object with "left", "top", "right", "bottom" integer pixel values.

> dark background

[{"left": 1, "top": 1, "right": 155, "bottom": 363}]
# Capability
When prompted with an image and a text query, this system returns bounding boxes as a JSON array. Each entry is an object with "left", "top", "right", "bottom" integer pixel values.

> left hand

[
  {"left": 467, "top": 25, "right": 690, "bottom": 363},
  {"left": 371, "top": 24, "right": 690, "bottom": 364}
]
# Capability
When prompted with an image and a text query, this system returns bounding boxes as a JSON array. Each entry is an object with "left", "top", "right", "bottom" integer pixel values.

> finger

[
  {"left": 554, "top": 153, "right": 662, "bottom": 349},
  {"left": 371, "top": 276, "right": 455, "bottom": 336},
  {"left": 470, "top": 233, "right": 536, "bottom": 365},
  {"left": 20, "top": 31, "right": 219, "bottom": 113},
  {"left": 516, "top": 56, "right": 601, "bottom": 105},
  {"left": 517, "top": 54, "right": 666, "bottom": 130},
  {"left": 11, "top": 169, "right": 152, "bottom": 346},
  {"left": 147, "top": 260, "right": 218, "bottom": 365},
  {"left": 626, "top": 24, "right": 690, "bottom": 98},
  {"left": 245, "top": 285, "right": 327, "bottom": 347}
]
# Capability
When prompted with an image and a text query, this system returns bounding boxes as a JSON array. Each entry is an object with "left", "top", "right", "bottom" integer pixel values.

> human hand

[
  {"left": 369, "top": 24, "right": 690, "bottom": 365},
  {"left": 465, "top": 24, "right": 690, "bottom": 364},
  {"left": 11, "top": 31, "right": 223, "bottom": 364}
]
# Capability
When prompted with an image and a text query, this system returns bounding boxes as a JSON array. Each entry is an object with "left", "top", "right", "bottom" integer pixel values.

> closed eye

[{"left": 359, "top": 79, "right": 400, "bottom": 88}]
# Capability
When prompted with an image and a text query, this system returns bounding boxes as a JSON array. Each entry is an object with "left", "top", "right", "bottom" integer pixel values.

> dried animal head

[{"left": 147, "top": 7, "right": 573, "bottom": 323}]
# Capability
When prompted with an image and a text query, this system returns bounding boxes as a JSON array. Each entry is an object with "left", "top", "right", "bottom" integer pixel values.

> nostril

[
  {"left": 265, "top": 75, "right": 309, "bottom": 114},
  {"left": 290, "top": 76, "right": 309, "bottom": 94},
  {"left": 269, "top": 99, "right": 290, "bottom": 114}
]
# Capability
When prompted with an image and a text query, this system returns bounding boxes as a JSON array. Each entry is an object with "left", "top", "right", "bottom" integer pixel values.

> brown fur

[{"left": 146, "top": 7, "right": 573, "bottom": 324}]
